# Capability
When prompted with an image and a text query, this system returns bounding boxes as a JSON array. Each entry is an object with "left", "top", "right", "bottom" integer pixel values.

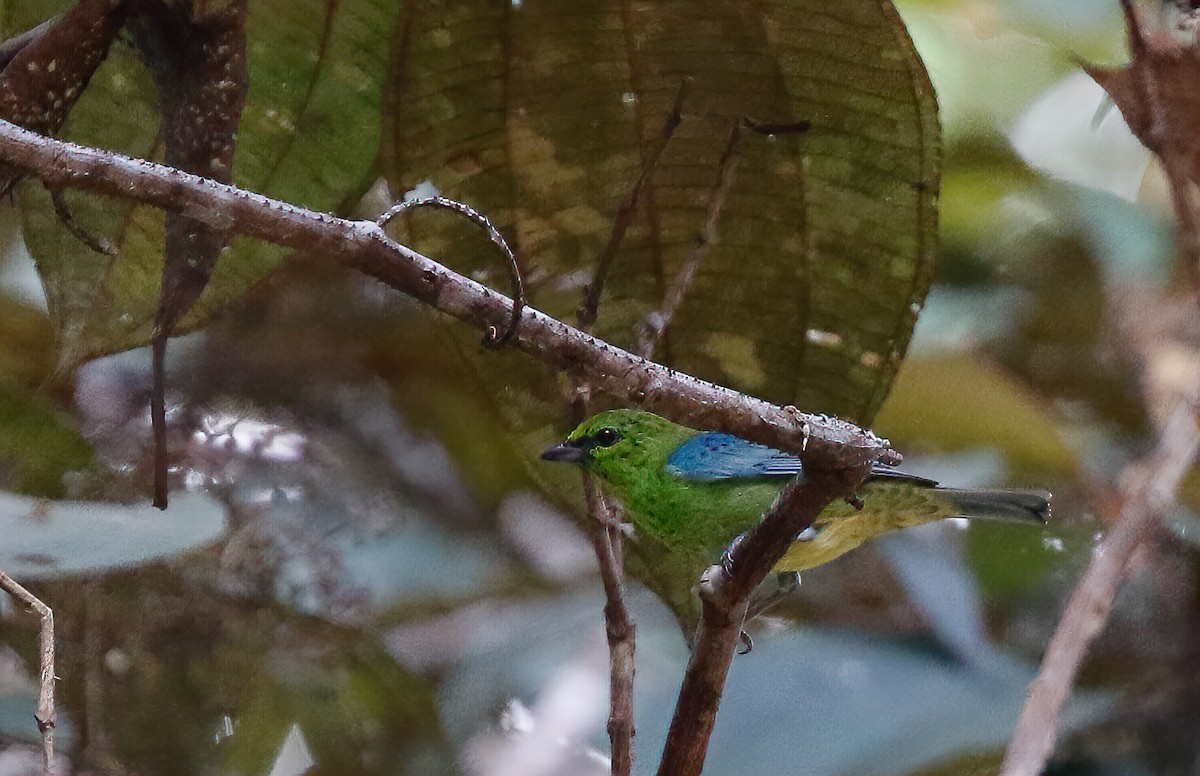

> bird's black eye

[{"left": 594, "top": 427, "right": 621, "bottom": 447}]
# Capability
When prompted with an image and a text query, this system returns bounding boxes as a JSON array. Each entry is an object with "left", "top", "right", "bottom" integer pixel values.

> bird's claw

[
  {"left": 737, "top": 630, "right": 753, "bottom": 655},
  {"left": 845, "top": 494, "right": 864, "bottom": 511},
  {"left": 34, "top": 714, "right": 54, "bottom": 733}
]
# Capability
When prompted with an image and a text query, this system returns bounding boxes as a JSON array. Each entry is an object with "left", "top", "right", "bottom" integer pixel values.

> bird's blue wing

[
  {"left": 666, "top": 433, "right": 803, "bottom": 481},
  {"left": 666, "top": 432, "right": 943, "bottom": 488}
]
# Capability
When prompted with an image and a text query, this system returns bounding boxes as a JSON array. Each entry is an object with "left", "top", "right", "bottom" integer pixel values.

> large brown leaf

[{"left": 374, "top": 0, "right": 941, "bottom": 502}]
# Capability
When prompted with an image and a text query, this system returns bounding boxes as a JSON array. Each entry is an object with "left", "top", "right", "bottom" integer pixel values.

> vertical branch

[
  {"left": 654, "top": 581, "right": 748, "bottom": 776},
  {"left": 1000, "top": 393, "right": 1200, "bottom": 776},
  {"left": 151, "top": 331, "right": 170, "bottom": 508},
  {"left": 0, "top": 569, "right": 56, "bottom": 775},
  {"left": 584, "top": 473, "right": 635, "bottom": 776}
]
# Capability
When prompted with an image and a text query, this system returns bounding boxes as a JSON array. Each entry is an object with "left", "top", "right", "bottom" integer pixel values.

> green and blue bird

[{"left": 542, "top": 409, "right": 1050, "bottom": 632}]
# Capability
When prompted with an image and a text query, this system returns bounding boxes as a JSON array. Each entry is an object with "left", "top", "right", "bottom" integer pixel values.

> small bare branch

[
  {"left": 0, "top": 569, "right": 56, "bottom": 775},
  {"left": 637, "top": 117, "right": 809, "bottom": 357},
  {"left": 637, "top": 120, "right": 744, "bottom": 359},
  {"left": 584, "top": 473, "right": 635, "bottom": 776},
  {"left": 48, "top": 187, "right": 115, "bottom": 255},
  {"left": 151, "top": 331, "right": 170, "bottom": 508}
]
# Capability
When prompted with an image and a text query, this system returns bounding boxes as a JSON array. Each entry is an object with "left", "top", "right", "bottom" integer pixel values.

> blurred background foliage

[{"left": 0, "top": 1, "right": 1196, "bottom": 775}]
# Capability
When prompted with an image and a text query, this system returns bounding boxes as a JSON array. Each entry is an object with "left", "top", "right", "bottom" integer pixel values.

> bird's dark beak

[{"left": 541, "top": 440, "right": 585, "bottom": 464}]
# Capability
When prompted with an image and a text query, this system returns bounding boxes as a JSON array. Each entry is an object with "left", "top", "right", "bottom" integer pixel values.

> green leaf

[
  {"left": 3, "top": 0, "right": 396, "bottom": 368},
  {"left": 0, "top": 382, "right": 93, "bottom": 498},
  {"left": 873, "top": 354, "right": 1079, "bottom": 479}
]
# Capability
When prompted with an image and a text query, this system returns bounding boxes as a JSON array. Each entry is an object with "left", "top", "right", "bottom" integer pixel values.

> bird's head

[{"left": 541, "top": 409, "right": 691, "bottom": 481}]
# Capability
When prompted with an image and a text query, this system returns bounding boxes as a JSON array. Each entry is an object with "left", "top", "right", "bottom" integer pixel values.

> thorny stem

[
  {"left": 0, "top": 111, "right": 902, "bottom": 776},
  {"left": 656, "top": 460, "right": 870, "bottom": 776},
  {"left": 584, "top": 473, "right": 635, "bottom": 776},
  {"left": 0, "top": 118, "right": 898, "bottom": 471},
  {"left": 0, "top": 570, "right": 56, "bottom": 775},
  {"left": 577, "top": 77, "right": 692, "bottom": 328}
]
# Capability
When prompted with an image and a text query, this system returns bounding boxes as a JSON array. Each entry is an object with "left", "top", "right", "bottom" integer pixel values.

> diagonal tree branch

[
  {"left": 578, "top": 76, "right": 691, "bottom": 329},
  {"left": 1000, "top": 391, "right": 1200, "bottom": 776},
  {"left": 636, "top": 118, "right": 809, "bottom": 360},
  {"left": 1009, "top": 6, "right": 1200, "bottom": 772},
  {"left": 0, "top": 118, "right": 897, "bottom": 471}
]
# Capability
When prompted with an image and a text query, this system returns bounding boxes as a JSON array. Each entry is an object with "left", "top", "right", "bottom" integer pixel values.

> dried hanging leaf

[
  {"left": 120, "top": 0, "right": 250, "bottom": 507},
  {"left": 128, "top": 0, "right": 248, "bottom": 336},
  {"left": 1086, "top": 8, "right": 1200, "bottom": 182}
]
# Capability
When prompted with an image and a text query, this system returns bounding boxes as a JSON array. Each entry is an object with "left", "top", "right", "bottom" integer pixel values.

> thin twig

[
  {"left": 48, "top": 187, "right": 115, "bottom": 255},
  {"left": 577, "top": 77, "right": 692, "bottom": 328},
  {"left": 637, "top": 121, "right": 744, "bottom": 359},
  {"left": 0, "top": 117, "right": 897, "bottom": 470},
  {"left": 1000, "top": 393, "right": 1200, "bottom": 776},
  {"left": 378, "top": 195, "right": 525, "bottom": 346},
  {"left": 0, "top": 569, "right": 56, "bottom": 775},
  {"left": 637, "top": 118, "right": 809, "bottom": 358},
  {"left": 583, "top": 473, "right": 635, "bottom": 776},
  {"left": 655, "top": 452, "right": 871, "bottom": 776}
]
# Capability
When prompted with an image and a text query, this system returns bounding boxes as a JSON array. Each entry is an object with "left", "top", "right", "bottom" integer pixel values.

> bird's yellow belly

[{"left": 776, "top": 518, "right": 879, "bottom": 571}]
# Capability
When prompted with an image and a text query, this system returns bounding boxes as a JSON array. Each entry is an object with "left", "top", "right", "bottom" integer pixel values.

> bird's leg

[
  {"left": 735, "top": 573, "right": 803, "bottom": 655},
  {"left": 746, "top": 572, "right": 801, "bottom": 621}
]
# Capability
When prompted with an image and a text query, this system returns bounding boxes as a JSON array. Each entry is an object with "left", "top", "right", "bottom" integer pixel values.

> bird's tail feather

[{"left": 940, "top": 488, "right": 1051, "bottom": 524}]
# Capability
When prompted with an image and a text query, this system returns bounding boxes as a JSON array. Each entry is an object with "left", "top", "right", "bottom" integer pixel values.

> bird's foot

[
  {"left": 737, "top": 630, "right": 753, "bottom": 655},
  {"left": 746, "top": 572, "right": 801, "bottom": 621}
]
